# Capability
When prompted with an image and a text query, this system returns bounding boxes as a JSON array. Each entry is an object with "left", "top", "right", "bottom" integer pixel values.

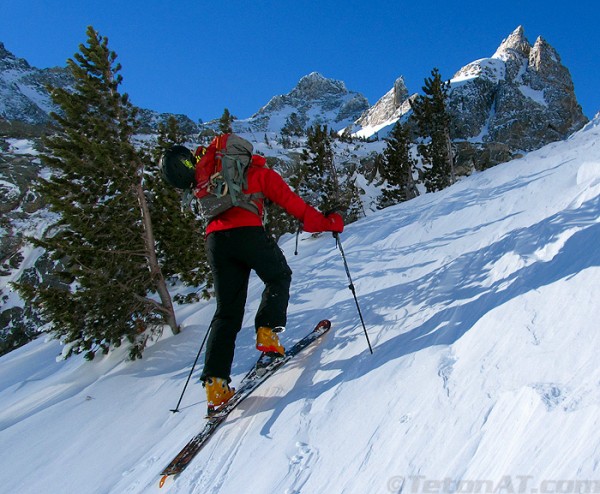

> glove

[
  {"left": 326, "top": 212, "right": 344, "bottom": 233},
  {"left": 303, "top": 206, "right": 343, "bottom": 233}
]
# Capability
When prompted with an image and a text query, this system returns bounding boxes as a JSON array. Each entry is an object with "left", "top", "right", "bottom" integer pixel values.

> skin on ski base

[{"left": 158, "top": 319, "right": 331, "bottom": 488}]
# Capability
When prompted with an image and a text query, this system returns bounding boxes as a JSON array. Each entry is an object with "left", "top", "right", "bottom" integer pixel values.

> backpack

[
  {"left": 160, "top": 144, "right": 197, "bottom": 189},
  {"left": 194, "top": 134, "right": 264, "bottom": 221}
]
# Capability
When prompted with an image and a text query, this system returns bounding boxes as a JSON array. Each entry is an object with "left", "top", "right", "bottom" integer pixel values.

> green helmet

[{"left": 161, "top": 145, "right": 196, "bottom": 189}]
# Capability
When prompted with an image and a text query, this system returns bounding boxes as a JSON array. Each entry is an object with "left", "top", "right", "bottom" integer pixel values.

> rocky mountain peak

[
  {"left": 290, "top": 71, "right": 349, "bottom": 100},
  {"left": 234, "top": 72, "right": 369, "bottom": 133},
  {"left": 393, "top": 76, "right": 409, "bottom": 107},
  {"left": 492, "top": 25, "right": 531, "bottom": 61},
  {"left": 352, "top": 75, "right": 415, "bottom": 137},
  {"left": 353, "top": 25, "right": 587, "bottom": 169},
  {"left": 0, "top": 42, "right": 30, "bottom": 72},
  {"left": 0, "top": 42, "right": 11, "bottom": 59},
  {"left": 528, "top": 36, "right": 562, "bottom": 78},
  {"left": 445, "top": 26, "right": 587, "bottom": 170}
]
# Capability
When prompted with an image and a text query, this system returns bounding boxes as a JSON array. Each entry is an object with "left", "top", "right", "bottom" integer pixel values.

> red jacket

[{"left": 205, "top": 155, "right": 344, "bottom": 235}]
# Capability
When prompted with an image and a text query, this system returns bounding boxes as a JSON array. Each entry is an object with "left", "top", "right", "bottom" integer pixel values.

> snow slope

[{"left": 1, "top": 116, "right": 600, "bottom": 493}]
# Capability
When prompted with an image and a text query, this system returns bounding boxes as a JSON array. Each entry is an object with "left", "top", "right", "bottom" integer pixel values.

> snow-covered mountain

[
  {"left": 230, "top": 72, "right": 370, "bottom": 134},
  {"left": 1, "top": 112, "right": 599, "bottom": 493},
  {"left": 449, "top": 26, "right": 587, "bottom": 149},
  {"left": 0, "top": 42, "right": 197, "bottom": 135},
  {"left": 1, "top": 26, "right": 587, "bottom": 159},
  {"left": 0, "top": 42, "right": 74, "bottom": 127},
  {"left": 352, "top": 76, "right": 414, "bottom": 138},
  {"left": 353, "top": 26, "right": 588, "bottom": 169}
]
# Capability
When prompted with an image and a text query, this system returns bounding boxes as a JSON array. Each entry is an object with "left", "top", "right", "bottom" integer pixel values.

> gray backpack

[{"left": 194, "top": 134, "right": 263, "bottom": 221}]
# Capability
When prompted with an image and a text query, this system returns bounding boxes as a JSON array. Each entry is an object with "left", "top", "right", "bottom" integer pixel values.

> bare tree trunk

[
  {"left": 136, "top": 181, "right": 180, "bottom": 335},
  {"left": 406, "top": 163, "right": 420, "bottom": 200},
  {"left": 445, "top": 126, "right": 456, "bottom": 185}
]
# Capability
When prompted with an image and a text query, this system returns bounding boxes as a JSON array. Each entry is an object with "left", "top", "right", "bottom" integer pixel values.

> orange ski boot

[
  {"left": 204, "top": 377, "right": 235, "bottom": 415},
  {"left": 256, "top": 326, "right": 285, "bottom": 356}
]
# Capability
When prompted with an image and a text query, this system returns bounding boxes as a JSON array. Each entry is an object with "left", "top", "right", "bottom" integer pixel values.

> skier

[{"left": 200, "top": 150, "right": 344, "bottom": 413}]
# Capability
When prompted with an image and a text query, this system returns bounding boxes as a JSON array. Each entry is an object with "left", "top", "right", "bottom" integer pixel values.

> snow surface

[{"left": 1, "top": 118, "right": 600, "bottom": 493}]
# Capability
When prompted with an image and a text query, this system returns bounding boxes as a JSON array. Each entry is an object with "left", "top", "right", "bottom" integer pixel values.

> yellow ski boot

[
  {"left": 205, "top": 377, "right": 235, "bottom": 415},
  {"left": 256, "top": 326, "right": 285, "bottom": 356}
]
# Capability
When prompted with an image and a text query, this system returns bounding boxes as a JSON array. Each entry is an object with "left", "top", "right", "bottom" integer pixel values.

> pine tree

[
  {"left": 378, "top": 120, "right": 419, "bottom": 208},
  {"left": 281, "top": 112, "right": 305, "bottom": 137},
  {"left": 341, "top": 175, "right": 365, "bottom": 222},
  {"left": 18, "top": 26, "right": 178, "bottom": 360},
  {"left": 295, "top": 124, "right": 339, "bottom": 213},
  {"left": 157, "top": 115, "right": 186, "bottom": 149},
  {"left": 218, "top": 108, "right": 234, "bottom": 134},
  {"left": 148, "top": 120, "right": 212, "bottom": 295},
  {"left": 410, "top": 68, "right": 455, "bottom": 192}
]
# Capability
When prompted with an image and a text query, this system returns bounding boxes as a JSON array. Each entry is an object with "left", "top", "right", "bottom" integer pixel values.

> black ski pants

[{"left": 200, "top": 227, "right": 292, "bottom": 382}]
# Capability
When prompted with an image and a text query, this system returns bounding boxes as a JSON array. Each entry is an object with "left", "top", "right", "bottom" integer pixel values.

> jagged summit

[
  {"left": 0, "top": 42, "right": 12, "bottom": 59},
  {"left": 353, "top": 76, "right": 414, "bottom": 138},
  {"left": 352, "top": 26, "right": 587, "bottom": 168},
  {"left": 0, "top": 42, "right": 73, "bottom": 125},
  {"left": 529, "top": 36, "right": 562, "bottom": 76},
  {"left": 447, "top": 25, "right": 587, "bottom": 167},
  {"left": 290, "top": 71, "right": 349, "bottom": 99},
  {"left": 232, "top": 72, "right": 369, "bottom": 133},
  {"left": 492, "top": 25, "right": 531, "bottom": 61},
  {"left": 0, "top": 42, "right": 32, "bottom": 72}
]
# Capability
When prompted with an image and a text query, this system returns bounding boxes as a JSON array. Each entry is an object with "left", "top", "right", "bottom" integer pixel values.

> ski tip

[
  {"left": 159, "top": 474, "right": 169, "bottom": 488},
  {"left": 317, "top": 319, "right": 331, "bottom": 330}
]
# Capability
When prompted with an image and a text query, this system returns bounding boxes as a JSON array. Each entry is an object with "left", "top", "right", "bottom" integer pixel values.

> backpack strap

[
  {"left": 221, "top": 156, "right": 248, "bottom": 206},
  {"left": 236, "top": 192, "right": 265, "bottom": 216}
]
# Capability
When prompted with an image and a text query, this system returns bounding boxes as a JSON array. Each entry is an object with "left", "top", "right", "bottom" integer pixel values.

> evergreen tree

[
  {"left": 281, "top": 112, "right": 305, "bottom": 137},
  {"left": 294, "top": 124, "right": 339, "bottom": 213},
  {"left": 264, "top": 199, "right": 300, "bottom": 243},
  {"left": 18, "top": 26, "right": 178, "bottom": 360},
  {"left": 341, "top": 175, "right": 365, "bottom": 222},
  {"left": 148, "top": 120, "right": 212, "bottom": 296},
  {"left": 218, "top": 108, "right": 234, "bottom": 134},
  {"left": 410, "top": 68, "right": 455, "bottom": 192},
  {"left": 378, "top": 120, "right": 419, "bottom": 209},
  {"left": 157, "top": 115, "right": 186, "bottom": 149}
]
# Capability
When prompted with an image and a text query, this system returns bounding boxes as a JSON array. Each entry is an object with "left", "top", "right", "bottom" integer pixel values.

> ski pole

[
  {"left": 170, "top": 325, "right": 211, "bottom": 413},
  {"left": 334, "top": 232, "right": 373, "bottom": 354}
]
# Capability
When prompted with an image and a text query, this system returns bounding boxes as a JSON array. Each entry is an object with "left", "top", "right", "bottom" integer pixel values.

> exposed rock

[
  {"left": 353, "top": 77, "right": 415, "bottom": 138},
  {"left": 466, "top": 27, "right": 588, "bottom": 153},
  {"left": 0, "top": 42, "right": 74, "bottom": 126},
  {"left": 352, "top": 26, "right": 587, "bottom": 169},
  {"left": 0, "top": 42, "right": 200, "bottom": 136},
  {"left": 232, "top": 72, "right": 370, "bottom": 133}
]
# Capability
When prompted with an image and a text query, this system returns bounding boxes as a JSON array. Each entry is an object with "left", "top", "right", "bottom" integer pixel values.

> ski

[{"left": 158, "top": 319, "right": 331, "bottom": 487}]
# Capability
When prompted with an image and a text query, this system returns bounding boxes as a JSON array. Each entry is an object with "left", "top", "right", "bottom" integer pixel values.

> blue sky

[{"left": 2, "top": 0, "right": 598, "bottom": 123}]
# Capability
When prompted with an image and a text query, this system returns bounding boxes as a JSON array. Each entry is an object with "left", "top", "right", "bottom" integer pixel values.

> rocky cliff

[
  {"left": 353, "top": 76, "right": 415, "bottom": 138},
  {"left": 0, "top": 42, "right": 73, "bottom": 129},
  {"left": 449, "top": 26, "right": 587, "bottom": 157}
]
